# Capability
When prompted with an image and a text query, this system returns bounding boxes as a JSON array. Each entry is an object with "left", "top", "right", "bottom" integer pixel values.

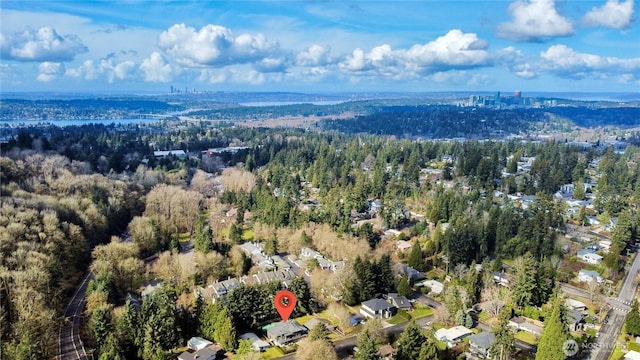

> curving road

[{"left": 58, "top": 272, "right": 93, "bottom": 360}]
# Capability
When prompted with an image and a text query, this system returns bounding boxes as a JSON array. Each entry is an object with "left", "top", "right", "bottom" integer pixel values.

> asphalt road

[
  {"left": 588, "top": 250, "right": 640, "bottom": 360},
  {"left": 57, "top": 272, "right": 93, "bottom": 360}
]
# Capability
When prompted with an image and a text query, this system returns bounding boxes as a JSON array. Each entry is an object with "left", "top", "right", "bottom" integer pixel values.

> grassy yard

[
  {"left": 261, "top": 346, "right": 285, "bottom": 359},
  {"left": 411, "top": 306, "right": 434, "bottom": 319},
  {"left": 514, "top": 331, "right": 538, "bottom": 345},
  {"left": 478, "top": 312, "right": 491, "bottom": 321},
  {"left": 609, "top": 344, "right": 624, "bottom": 360}
]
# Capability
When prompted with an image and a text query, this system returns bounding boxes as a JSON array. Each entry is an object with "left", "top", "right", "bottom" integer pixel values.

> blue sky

[{"left": 1, "top": 0, "right": 639, "bottom": 93}]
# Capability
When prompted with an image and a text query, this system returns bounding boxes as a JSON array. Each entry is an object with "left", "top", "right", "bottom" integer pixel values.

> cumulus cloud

[
  {"left": 1, "top": 26, "right": 88, "bottom": 62},
  {"left": 539, "top": 44, "right": 640, "bottom": 79},
  {"left": 157, "top": 23, "right": 284, "bottom": 70},
  {"left": 296, "top": 44, "right": 333, "bottom": 67},
  {"left": 497, "top": 47, "right": 538, "bottom": 78},
  {"left": 497, "top": 0, "right": 574, "bottom": 42},
  {"left": 140, "top": 52, "right": 173, "bottom": 82},
  {"left": 583, "top": 0, "right": 634, "bottom": 29},
  {"left": 66, "top": 57, "right": 135, "bottom": 82},
  {"left": 338, "top": 30, "right": 492, "bottom": 78},
  {"left": 37, "top": 61, "right": 65, "bottom": 82}
]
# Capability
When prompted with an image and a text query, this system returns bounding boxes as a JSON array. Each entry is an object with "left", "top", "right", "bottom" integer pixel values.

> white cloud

[
  {"left": 405, "top": 30, "right": 490, "bottom": 71},
  {"left": 65, "top": 58, "right": 136, "bottom": 82},
  {"left": 1, "top": 26, "right": 87, "bottom": 62},
  {"left": 37, "top": 61, "right": 65, "bottom": 82},
  {"left": 338, "top": 30, "right": 491, "bottom": 78},
  {"left": 295, "top": 44, "right": 333, "bottom": 67},
  {"left": 158, "top": 23, "right": 284, "bottom": 70},
  {"left": 139, "top": 52, "right": 173, "bottom": 82},
  {"left": 496, "top": 47, "right": 538, "bottom": 78},
  {"left": 583, "top": 0, "right": 634, "bottom": 29},
  {"left": 497, "top": 0, "right": 574, "bottom": 42},
  {"left": 540, "top": 44, "right": 640, "bottom": 79}
]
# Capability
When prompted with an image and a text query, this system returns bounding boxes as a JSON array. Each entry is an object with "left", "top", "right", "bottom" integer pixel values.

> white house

[
  {"left": 434, "top": 326, "right": 473, "bottom": 348},
  {"left": 577, "top": 249, "right": 603, "bottom": 265},
  {"left": 624, "top": 350, "right": 640, "bottom": 360},
  {"left": 417, "top": 279, "right": 444, "bottom": 295},
  {"left": 578, "top": 269, "right": 604, "bottom": 284},
  {"left": 239, "top": 332, "right": 271, "bottom": 352}
]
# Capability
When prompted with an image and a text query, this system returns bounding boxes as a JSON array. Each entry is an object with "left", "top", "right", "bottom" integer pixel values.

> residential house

[
  {"left": 392, "top": 263, "right": 426, "bottom": 282},
  {"left": 417, "top": 279, "right": 444, "bottom": 295},
  {"left": 177, "top": 345, "right": 219, "bottom": 360},
  {"left": 577, "top": 249, "right": 603, "bottom": 265},
  {"left": 566, "top": 299, "right": 588, "bottom": 311},
  {"left": 195, "top": 277, "right": 241, "bottom": 303},
  {"left": 239, "top": 332, "right": 271, "bottom": 352},
  {"left": 567, "top": 309, "right": 586, "bottom": 331},
  {"left": 271, "top": 255, "right": 291, "bottom": 270},
  {"left": 378, "top": 344, "right": 395, "bottom": 359},
  {"left": 624, "top": 350, "right": 640, "bottom": 360},
  {"left": 396, "top": 240, "right": 413, "bottom": 252},
  {"left": 509, "top": 317, "right": 543, "bottom": 336},
  {"left": 187, "top": 337, "right": 213, "bottom": 351},
  {"left": 141, "top": 279, "right": 163, "bottom": 299},
  {"left": 434, "top": 326, "right": 473, "bottom": 348},
  {"left": 578, "top": 269, "right": 604, "bottom": 284},
  {"left": 303, "top": 318, "right": 335, "bottom": 332},
  {"left": 468, "top": 331, "right": 496, "bottom": 359},
  {"left": 154, "top": 149, "right": 187, "bottom": 159},
  {"left": 386, "top": 293, "right": 411, "bottom": 311},
  {"left": 492, "top": 271, "right": 510, "bottom": 287},
  {"left": 360, "top": 298, "right": 397, "bottom": 319},
  {"left": 252, "top": 269, "right": 296, "bottom": 287},
  {"left": 599, "top": 240, "right": 612, "bottom": 253},
  {"left": 266, "top": 320, "right": 308, "bottom": 347},
  {"left": 240, "top": 242, "right": 274, "bottom": 270}
]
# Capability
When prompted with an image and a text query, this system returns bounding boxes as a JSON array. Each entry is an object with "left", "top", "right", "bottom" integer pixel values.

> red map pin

[{"left": 274, "top": 290, "right": 297, "bottom": 322}]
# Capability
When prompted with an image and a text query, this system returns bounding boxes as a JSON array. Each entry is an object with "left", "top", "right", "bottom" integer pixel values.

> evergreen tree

[
  {"left": 512, "top": 253, "right": 537, "bottom": 310},
  {"left": 536, "top": 296, "right": 570, "bottom": 360},
  {"left": 214, "top": 306, "right": 238, "bottom": 351},
  {"left": 397, "top": 275, "right": 413, "bottom": 298},
  {"left": 90, "top": 305, "right": 113, "bottom": 351},
  {"left": 625, "top": 300, "right": 640, "bottom": 337},
  {"left": 356, "top": 330, "right": 380, "bottom": 360},
  {"left": 395, "top": 321, "right": 426, "bottom": 360},
  {"left": 490, "top": 306, "right": 514, "bottom": 360},
  {"left": 194, "top": 220, "right": 214, "bottom": 253},
  {"left": 417, "top": 332, "right": 439, "bottom": 360},
  {"left": 407, "top": 242, "right": 424, "bottom": 271},
  {"left": 290, "top": 276, "right": 314, "bottom": 315},
  {"left": 115, "top": 299, "right": 141, "bottom": 358}
]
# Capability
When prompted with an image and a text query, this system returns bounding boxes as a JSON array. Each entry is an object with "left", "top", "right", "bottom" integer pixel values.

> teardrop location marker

[{"left": 274, "top": 290, "right": 297, "bottom": 322}]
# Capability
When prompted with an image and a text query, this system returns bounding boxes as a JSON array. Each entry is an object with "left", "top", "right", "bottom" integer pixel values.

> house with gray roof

[
  {"left": 266, "top": 320, "right": 308, "bottom": 346},
  {"left": 360, "top": 298, "right": 397, "bottom": 319},
  {"left": 468, "top": 331, "right": 496, "bottom": 359}
]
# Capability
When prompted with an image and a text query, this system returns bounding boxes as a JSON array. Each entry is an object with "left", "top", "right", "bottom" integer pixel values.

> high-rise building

[
  {"left": 514, "top": 90, "right": 522, "bottom": 105},
  {"left": 494, "top": 91, "right": 501, "bottom": 104}
]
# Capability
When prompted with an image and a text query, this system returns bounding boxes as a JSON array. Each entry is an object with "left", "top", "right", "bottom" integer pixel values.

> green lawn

[
  {"left": 478, "top": 312, "right": 491, "bottom": 321},
  {"left": 514, "top": 331, "right": 538, "bottom": 345},
  {"left": 628, "top": 341, "right": 640, "bottom": 352},
  {"left": 411, "top": 306, "right": 434, "bottom": 319},
  {"left": 609, "top": 344, "right": 624, "bottom": 360},
  {"left": 261, "top": 346, "right": 285, "bottom": 359},
  {"left": 388, "top": 312, "right": 411, "bottom": 325}
]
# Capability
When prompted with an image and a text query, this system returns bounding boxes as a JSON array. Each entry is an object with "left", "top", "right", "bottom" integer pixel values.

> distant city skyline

[{"left": 1, "top": 0, "right": 639, "bottom": 93}]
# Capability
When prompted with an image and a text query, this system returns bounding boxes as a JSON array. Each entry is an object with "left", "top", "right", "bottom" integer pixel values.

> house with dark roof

[
  {"left": 469, "top": 331, "right": 496, "bottom": 359},
  {"left": 177, "top": 345, "right": 220, "bottom": 360},
  {"left": 266, "top": 320, "right": 308, "bottom": 347},
  {"left": 360, "top": 298, "right": 397, "bottom": 319},
  {"left": 386, "top": 293, "right": 411, "bottom": 311},
  {"left": 468, "top": 331, "right": 496, "bottom": 359}
]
